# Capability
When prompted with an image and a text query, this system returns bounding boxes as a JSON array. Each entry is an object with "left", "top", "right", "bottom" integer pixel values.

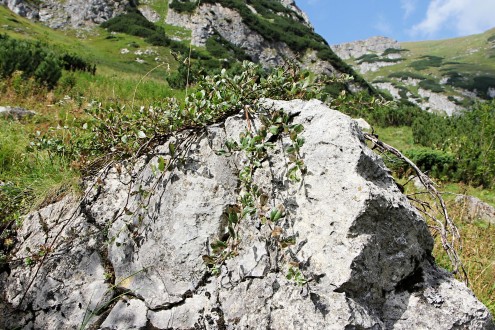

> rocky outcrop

[
  {"left": 331, "top": 36, "right": 401, "bottom": 60},
  {"left": 1, "top": 0, "right": 134, "bottom": 29},
  {"left": 165, "top": 2, "right": 338, "bottom": 74},
  {"left": 166, "top": 2, "right": 292, "bottom": 67},
  {"left": 1, "top": 99, "right": 493, "bottom": 329},
  {"left": 0, "top": 0, "right": 39, "bottom": 20}
]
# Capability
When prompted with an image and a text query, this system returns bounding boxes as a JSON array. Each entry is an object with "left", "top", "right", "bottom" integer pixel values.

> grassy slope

[
  {"left": 350, "top": 28, "right": 495, "bottom": 104},
  {"left": 0, "top": 5, "right": 179, "bottom": 106},
  {"left": 0, "top": 5, "right": 182, "bottom": 210}
]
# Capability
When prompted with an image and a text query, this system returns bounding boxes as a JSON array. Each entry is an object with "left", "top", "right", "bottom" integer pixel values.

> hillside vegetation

[
  {"left": 0, "top": 2, "right": 493, "bottom": 316},
  {"left": 343, "top": 28, "right": 495, "bottom": 111}
]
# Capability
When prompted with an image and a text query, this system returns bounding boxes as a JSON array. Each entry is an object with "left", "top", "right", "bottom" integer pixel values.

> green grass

[
  {"left": 0, "top": 119, "right": 80, "bottom": 210},
  {"left": 374, "top": 126, "right": 415, "bottom": 151},
  {"left": 0, "top": 6, "right": 177, "bottom": 100}
]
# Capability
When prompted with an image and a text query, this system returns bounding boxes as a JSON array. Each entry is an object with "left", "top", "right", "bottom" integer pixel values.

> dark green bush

[
  {"left": 404, "top": 147, "right": 456, "bottom": 179},
  {"left": 356, "top": 53, "right": 402, "bottom": 64},
  {"left": 419, "top": 79, "right": 444, "bottom": 92},
  {"left": 0, "top": 34, "right": 62, "bottom": 88},
  {"left": 409, "top": 55, "right": 443, "bottom": 70},
  {"left": 412, "top": 100, "right": 495, "bottom": 187},
  {"left": 388, "top": 71, "right": 426, "bottom": 80},
  {"left": 169, "top": 0, "right": 199, "bottom": 13},
  {"left": 60, "top": 53, "right": 95, "bottom": 74},
  {"left": 382, "top": 48, "right": 408, "bottom": 56},
  {"left": 332, "top": 91, "right": 425, "bottom": 127}
]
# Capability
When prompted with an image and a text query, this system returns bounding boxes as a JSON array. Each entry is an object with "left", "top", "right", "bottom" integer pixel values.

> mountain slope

[
  {"left": 333, "top": 28, "right": 495, "bottom": 114},
  {"left": 0, "top": 0, "right": 371, "bottom": 92}
]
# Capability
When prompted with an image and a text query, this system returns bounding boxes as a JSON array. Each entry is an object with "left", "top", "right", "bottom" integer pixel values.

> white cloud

[
  {"left": 401, "top": 0, "right": 417, "bottom": 19},
  {"left": 410, "top": 0, "right": 495, "bottom": 38}
]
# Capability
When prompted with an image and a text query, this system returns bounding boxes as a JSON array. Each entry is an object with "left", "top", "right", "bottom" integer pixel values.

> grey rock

[
  {"left": 2, "top": 0, "right": 133, "bottom": 29},
  {"left": 165, "top": 2, "right": 339, "bottom": 75},
  {"left": 0, "top": 99, "right": 493, "bottom": 329},
  {"left": 455, "top": 194, "right": 495, "bottom": 225},
  {"left": 354, "top": 118, "right": 371, "bottom": 131},
  {"left": 332, "top": 36, "right": 401, "bottom": 60},
  {"left": 138, "top": 4, "right": 161, "bottom": 23},
  {"left": 0, "top": 105, "right": 36, "bottom": 119},
  {"left": 100, "top": 299, "right": 148, "bottom": 330},
  {"left": 0, "top": 0, "right": 39, "bottom": 20}
]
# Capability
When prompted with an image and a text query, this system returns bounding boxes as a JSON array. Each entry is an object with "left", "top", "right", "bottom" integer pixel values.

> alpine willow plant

[{"left": 32, "top": 61, "right": 342, "bottom": 170}]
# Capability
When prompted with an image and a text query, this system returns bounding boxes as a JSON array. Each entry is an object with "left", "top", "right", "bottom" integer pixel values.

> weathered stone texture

[{"left": 0, "top": 99, "right": 493, "bottom": 329}]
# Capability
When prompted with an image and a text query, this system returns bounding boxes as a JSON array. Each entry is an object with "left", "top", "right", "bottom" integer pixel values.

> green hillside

[{"left": 346, "top": 28, "right": 495, "bottom": 109}]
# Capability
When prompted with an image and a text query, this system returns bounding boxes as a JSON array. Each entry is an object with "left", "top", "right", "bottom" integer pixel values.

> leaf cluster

[{"left": 32, "top": 61, "right": 330, "bottom": 171}]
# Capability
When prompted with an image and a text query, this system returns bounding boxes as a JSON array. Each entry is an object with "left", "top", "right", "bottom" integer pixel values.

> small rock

[
  {"left": 0, "top": 106, "right": 36, "bottom": 119},
  {"left": 455, "top": 194, "right": 495, "bottom": 225},
  {"left": 354, "top": 118, "right": 371, "bottom": 131}
]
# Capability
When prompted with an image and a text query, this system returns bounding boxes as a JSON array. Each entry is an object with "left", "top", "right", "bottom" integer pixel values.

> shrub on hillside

[
  {"left": 0, "top": 34, "right": 62, "bottom": 89},
  {"left": 409, "top": 55, "right": 443, "bottom": 70},
  {"left": 404, "top": 147, "right": 456, "bottom": 179},
  {"left": 419, "top": 79, "right": 444, "bottom": 93},
  {"left": 413, "top": 100, "right": 495, "bottom": 187},
  {"left": 169, "top": 0, "right": 199, "bottom": 13}
]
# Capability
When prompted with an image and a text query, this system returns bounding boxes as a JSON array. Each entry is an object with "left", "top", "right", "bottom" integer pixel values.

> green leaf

[
  {"left": 269, "top": 125, "right": 279, "bottom": 135},
  {"left": 270, "top": 207, "right": 283, "bottom": 222},
  {"left": 137, "top": 130, "right": 146, "bottom": 139},
  {"left": 291, "top": 124, "right": 304, "bottom": 134},
  {"left": 210, "top": 240, "right": 227, "bottom": 251},
  {"left": 169, "top": 143, "right": 176, "bottom": 156},
  {"left": 228, "top": 212, "right": 238, "bottom": 224},
  {"left": 228, "top": 224, "right": 236, "bottom": 239},
  {"left": 157, "top": 156, "right": 166, "bottom": 172}
]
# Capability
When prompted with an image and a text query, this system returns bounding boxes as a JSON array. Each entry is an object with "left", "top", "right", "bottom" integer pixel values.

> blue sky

[{"left": 296, "top": 0, "right": 495, "bottom": 45}]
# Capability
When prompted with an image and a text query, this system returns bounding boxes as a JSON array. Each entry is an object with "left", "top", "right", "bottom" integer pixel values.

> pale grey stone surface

[
  {"left": 455, "top": 194, "right": 495, "bottom": 225},
  {"left": 0, "top": 106, "right": 36, "bottom": 119},
  {"left": 331, "top": 36, "right": 401, "bottom": 60},
  {"left": 1, "top": 0, "right": 133, "bottom": 29},
  {"left": 0, "top": 99, "right": 493, "bottom": 329}
]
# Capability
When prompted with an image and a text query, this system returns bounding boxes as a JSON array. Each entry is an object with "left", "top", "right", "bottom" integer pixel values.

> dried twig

[{"left": 363, "top": 132, "right": 468, "bottom": 284}]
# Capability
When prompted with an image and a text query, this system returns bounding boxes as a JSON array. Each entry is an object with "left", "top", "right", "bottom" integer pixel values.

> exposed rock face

[
  {"left": 331, "top": 36, "right": 401, "bottom": 60},
  {"left": 373, "top": 82, "right": 462, "bottom": 115},
  {"left": 1, "top": 0, "right": 133, "bottom": 29},
  {"left": 1, "top": 99, "right": 493, "bottom": 329},
  {"left": 278, "top": 0, "right": 312, "bottom": 27},
  {"left": 0, "top": 0, "right": 39, "bottom": 20},
  {"left": 165, "top": 2, "right": 337, "bottom": 74},
  {"left": 417, "top": 88, "right": 462, "bottom": 115},
  {"left": 165, "top": 0, "right": 310, "bottom": 48}
]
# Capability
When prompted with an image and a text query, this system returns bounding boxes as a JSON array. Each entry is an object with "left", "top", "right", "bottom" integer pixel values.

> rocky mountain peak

[{"left": 331, "top": 36, "right": 402, "bottom": 60}]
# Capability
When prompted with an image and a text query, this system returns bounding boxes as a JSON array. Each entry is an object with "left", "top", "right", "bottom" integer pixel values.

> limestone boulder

[{"left": 0, "top": 99, "right": 493, "bottom": 329}]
